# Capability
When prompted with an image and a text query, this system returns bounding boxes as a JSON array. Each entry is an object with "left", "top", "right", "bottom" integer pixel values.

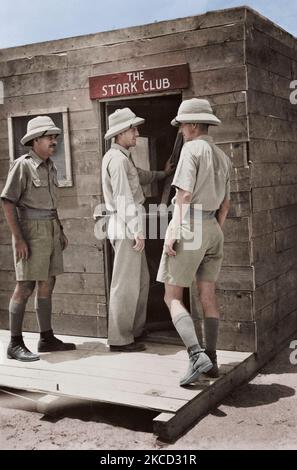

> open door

[{"left": 104, "top": 94, "right": 189, "bottom": 341}]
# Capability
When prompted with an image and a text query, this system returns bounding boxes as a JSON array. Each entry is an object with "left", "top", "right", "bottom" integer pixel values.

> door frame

[{"left": 97, "top": 91, "right": 183, "bottom": 303}]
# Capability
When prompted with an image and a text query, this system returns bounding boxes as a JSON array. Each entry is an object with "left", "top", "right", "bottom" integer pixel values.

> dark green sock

[
  {"left": 204, "top": 317, "right": 219, "bottom": 351},
  {"left": 35, "top": 297, "right": 52, "bottom": 333},
  {"left": 9, "top": 300, "right": 26, "bottom": 337}
]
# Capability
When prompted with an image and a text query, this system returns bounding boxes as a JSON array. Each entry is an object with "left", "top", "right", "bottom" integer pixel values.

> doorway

[{"left": 103, "top": 94, "right": 189, "bottom": 340}]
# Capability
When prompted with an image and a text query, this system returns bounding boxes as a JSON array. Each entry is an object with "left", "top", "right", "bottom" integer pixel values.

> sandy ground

[{"left": 0, "top": 342, "right": 296, "bottom": 450}]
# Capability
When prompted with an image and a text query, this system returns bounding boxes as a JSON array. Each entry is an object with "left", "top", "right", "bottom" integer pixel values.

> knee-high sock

[
  {"left": 35, "top": 297, "right": 52, "bottom": 333},
  {"left": 204, "top": 317, "right": 219, "bottom": 351},
  {"left": 172, "top": 310, "right": 202, "bottom": 350},
  {"left": 9, "top": 299, "right": 26, "bottom": 337}
]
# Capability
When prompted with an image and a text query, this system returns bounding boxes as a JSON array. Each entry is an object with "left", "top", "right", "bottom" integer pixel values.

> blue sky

[{"left": 0, "top": 0, "right": 296, "bottom": 49}]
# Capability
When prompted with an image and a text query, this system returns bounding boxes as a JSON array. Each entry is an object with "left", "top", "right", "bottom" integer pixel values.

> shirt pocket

[
  {"left": 128, "top": 165, "right": 140, "bottom": 192},
  {"left": 53, "top": 175, "right": 60, "bottom": 187},
  {"left": 32, "top": 178, "right": 48, "bottom": 188}
]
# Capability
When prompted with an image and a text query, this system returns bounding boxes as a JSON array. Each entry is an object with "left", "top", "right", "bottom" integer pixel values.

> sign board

[{"left": 89, "top": 64, "right": 189, "bottom": 99}]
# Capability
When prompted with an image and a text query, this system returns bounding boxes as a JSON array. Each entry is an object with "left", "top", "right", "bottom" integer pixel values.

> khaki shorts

[
  {"left": 157, "top": 218, "right": 224, "bottom": 287},
  {"left": 13, "top": 219, "right": 64, "bottom": 281}
]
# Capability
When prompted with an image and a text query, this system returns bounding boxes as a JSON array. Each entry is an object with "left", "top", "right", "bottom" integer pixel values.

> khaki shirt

[
  {"left": 172, "top": 135, "right": 232, "bottom": 211},
  {"left": 0, "top": 149, "right": 59, "bottom": 210},
  {"left": 102, "top": 143, "right": 145, "bottom": 236}
]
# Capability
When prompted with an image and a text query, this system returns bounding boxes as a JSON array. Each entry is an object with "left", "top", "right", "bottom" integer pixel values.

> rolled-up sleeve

[
  {"left": 0, "top": 160, "right": 27, "bottom": 203},
  {"left": 172, "top": 143, "right": 198, "bottom": 193}
]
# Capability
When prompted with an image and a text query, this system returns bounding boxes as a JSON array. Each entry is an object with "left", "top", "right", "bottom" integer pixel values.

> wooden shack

[{"left": 0, "top": 5, "right": 297, "bottom": 357}]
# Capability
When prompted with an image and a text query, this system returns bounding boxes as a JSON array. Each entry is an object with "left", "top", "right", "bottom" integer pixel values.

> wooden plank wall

[
  {"left": 245, "top": 9, "right": 297, "bottom": 353},
  {"left": 0, "top": 7, "right": 256, "bottom": 347}
]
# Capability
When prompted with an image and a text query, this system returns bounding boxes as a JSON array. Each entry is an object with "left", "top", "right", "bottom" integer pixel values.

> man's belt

[
  {"left": 190, "top": 207, "right": 216, "bottom": 220},
  {"left": 17, "top": 207, "right": 58, "bottom": 220}
]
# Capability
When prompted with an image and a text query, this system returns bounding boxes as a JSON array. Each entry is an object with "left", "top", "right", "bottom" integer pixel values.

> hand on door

[{"left": 164, "top": 159, "right": 176, "bottom": 176}]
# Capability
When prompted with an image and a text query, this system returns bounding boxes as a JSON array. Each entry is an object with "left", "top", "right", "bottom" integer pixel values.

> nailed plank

[
  {"left": 270, "top": 204, "right": 297, "bottom": 231},
  {"left": 0, "top": 8, "right": 246, "bottom": 62},
  {"left": 62, "top": 244, "right": 104, "bottom": 274},
  {"left": 250, "top": 163, "right": 281, "bottom": 187},
  {"left": 153, "top": 351, "right": 255, "bottom": 440},
  {"left": 253, "top": 185, "right": 297, "bottom": 212},
  {"left": 0, "top": 89, "right": 94, "bottom": 121},
  {"left": 0, "top": 368, "right": 186, "bottom": 413},
  {"left": 245, "top": 8, "right": 297, "bottom": 52},
  {"left": 252, "top": 210, "right": 273, "bottom": 237},
  {"left": 245, "top": 27, "right": 293, "bottom": 79},
  {"left": 217, "top": 266, "right": 255, "bottom": 291},
  {"left": 0, "top": 310, "right": 107, "bottom": 337},
  {"left": 72, "top": 151, "right": 101, "bottom": 176},
  {"left": 247, "top": 64, "right": 292, "bottom": 101},
  {"left": 58, "top": 195, "right": 102, "bottom": 219},
  {"left": 218, "top": 141, "right": 248, "bottom": 168},
  {"left": 0, "top": 219, "right": 11, "bottom": 244},
  {"left": 70, "top": 128, "right": 99, "bottom": 153},
  {"left": 248, "top": 90, "right": 297, "bottom": 122},
  {"left": 211, "top": 117, "right": 248, "bottom": 145},
  {"left": 54, "top": 273, "right": 105, "bottom": 295},
  {"left": 3, "top": 66, "right": 92, "bottom": 98},
  {"left": 252, "top": 233, "right": 275, "bottom": 263},
  {"left": 255, "top": 303, "right": 278, "bottom": 330},
  {"left": 0, "top": 271, "right": 16, "bottom": 291},
  {"left": 254, "top": 246, "right": 297, "bottom": 287},
  {"left": 228, "top": 191, "right": 251, "bottom": 217},
  {"left": 0, "top": 54, "right": 68, "bottom": 79},
  {"left": 92, "top": 49, "right": 187, "bottom": 76},
  {"left": 67, "top": 26, "right": 245, "bottom": 68},
  {"left": 217, "top": 320, "right": 256, "bottom": 351},
  {"left": 189, "top": 65, "right": 247, "bottom": 97},
  {"left": 71, "top": 174, "right": 102, "bottom": 196},
  {"left": 223, "top": 217, "right": 251, "bottom": 242},
  {"left": 0, "top": 245, "right": 14, "bottom": 270},
  {"left": 223, "top": 241, "right": 251, "bottom": 266},
  {"left": 0, "top": 362, "right": 194, "bottom": 404},
  {"left": 209, "top": 91, "right": 246, "bottom": 106},
  {"left": 277, "top": 291, "right": 297, "bottom": 321},
  {"left": 192, "top": 289, "right": 253, "bottom": 322},
  {"left": 280, "top": 164, "right": 297, "bottom": 185},
  {"left": 0, "top": 270, "right": 106, "bottom": 296},
  {"left": 61, "top": 218, "right": 98, "bottom": 245},
  {"left": 249, "top": 140, "right": 297, "bottom": 164},
  {"left": 254, "top": 280, "right": 277, "bottom": 312},
  {"left": 249, "top": 115, "right": 297, "bottom": 143},
  {"left": 276, "top": 309, "right": 297, "bottom": 345},
  {"left": 276, "top": 267, "right": 297, "bottom": 298},
  {"left": 69, "top": 109, "right": 98, "bottom": 131},
  {"left": 0, "top": 291, "right": 107, "bottom": 317},
  {"left": 275, "top": 225, "right": 297, "bottom": 252}
]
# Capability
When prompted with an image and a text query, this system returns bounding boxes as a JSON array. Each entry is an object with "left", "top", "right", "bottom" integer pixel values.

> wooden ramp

[{"left": 0, "top": 330, "right": 255, "bottom": 441}]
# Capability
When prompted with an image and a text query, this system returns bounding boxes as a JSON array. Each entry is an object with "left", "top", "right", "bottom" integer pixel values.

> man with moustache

[{"left": 1, "top": 116, "right": 75, "bottom": 362}]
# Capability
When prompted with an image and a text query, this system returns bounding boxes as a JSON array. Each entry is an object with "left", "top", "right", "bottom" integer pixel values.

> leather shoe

[
  {"left": 38, "top": 335, "right": 76, "bottom": 352},
  {"left": 109, "top": 342, "right": 146, "bottom": 352},
  {"left": 7, "top": 341, "right": 40, "bottom": 362}
]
